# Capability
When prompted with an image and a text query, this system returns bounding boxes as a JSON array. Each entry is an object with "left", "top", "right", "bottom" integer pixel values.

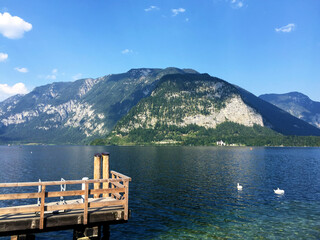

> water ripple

[{"left": 0, "top": 146, "right": 320, "bottom": 239}]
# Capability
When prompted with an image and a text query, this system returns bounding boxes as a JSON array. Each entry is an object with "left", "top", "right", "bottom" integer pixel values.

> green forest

[{"left": 91, "top": 122, "right": 320, "bottom": 147}]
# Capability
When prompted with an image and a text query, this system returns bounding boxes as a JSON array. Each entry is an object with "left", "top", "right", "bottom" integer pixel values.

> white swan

[
  {"left": 237, "top": 183, "right": 243, "bottom": 190},
  {"left": 274, "top": 188, "right": 284, "bottom": 195}
]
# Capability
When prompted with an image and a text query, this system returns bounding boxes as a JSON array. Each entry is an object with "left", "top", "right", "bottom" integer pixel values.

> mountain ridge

[
  {"left": 1, "top": 68, "right": 320, "bottom": 145},
  {"left": 99, "top": 73, "right": 320, "bottom": 146},
  {"left": 260, "top": 92, "right": 320, "bottom": 129},
  {"left": 0, "top": 68, "right": 195, "bottom": 144}
]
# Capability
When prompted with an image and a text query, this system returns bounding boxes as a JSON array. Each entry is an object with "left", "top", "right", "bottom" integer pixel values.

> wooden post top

[
  {"left": 94, "top": 153, "right": 101, "bottom": 157},
  {"left": 102, "top": 152, "right": 110, "bottom": 156}
]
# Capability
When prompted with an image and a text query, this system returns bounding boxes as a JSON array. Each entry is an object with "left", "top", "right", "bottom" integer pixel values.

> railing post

[
  {"left": 102, "top": 152, "right": 110, "bottom": 197},
  {"left": 60, "top": 178, "right": 66, "bottom": 206},
  {"left": 124, "top": 180, "right": 129, "bottom": 220},
  {"left": 81, "top": 177, "right": 89, "bottom": 203},
  {"left": 37, "top": 179, "right": 41, "bottom": 206},
  {"left": 110, "top": 174, "right": 115, "bottom": 199},
  {"left": 83, "top": 182, "right": 89, "bottom": 225},
  {"left": 93, "top": 153, "right": 101, "bottom": 198},
  {"left": 39, "top": 185, "right": 46, "bottom": 229}
]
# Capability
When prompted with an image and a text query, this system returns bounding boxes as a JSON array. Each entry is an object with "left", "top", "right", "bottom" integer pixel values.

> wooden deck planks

[
  {"left": 0, "top": 198, "right": 127, "bottom": 236},
  {"left": 0, "top": 162, "right": 132, "bottom": 238}
]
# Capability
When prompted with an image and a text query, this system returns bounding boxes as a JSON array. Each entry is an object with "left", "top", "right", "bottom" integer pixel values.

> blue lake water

[{"left": 0, "top": 146, "right": 320, "bottom": 239}]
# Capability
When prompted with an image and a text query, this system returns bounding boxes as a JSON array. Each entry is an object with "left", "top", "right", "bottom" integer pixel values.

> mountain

[
  {"left": 0, "top": 68, "right": 196, "bottom": 144},
  {"left": 259, "top": 92, "right": 320, "bottom": 129},
  {"left": 96, "top": 73, "right": 320, "bottom": 146},
  {"left": 238, "top": 88, "right": 320, "bottom": 136},
  {"left": 1, "top": 68, "right": 320, "bottom": 145}
]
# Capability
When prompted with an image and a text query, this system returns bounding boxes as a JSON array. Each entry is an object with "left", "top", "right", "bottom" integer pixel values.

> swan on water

[
  {"left": 274, "top": 188, "right": 284, "bottom": 195},
  {"left": 237, "top": 183, "right": 243, "bottom": 190}
]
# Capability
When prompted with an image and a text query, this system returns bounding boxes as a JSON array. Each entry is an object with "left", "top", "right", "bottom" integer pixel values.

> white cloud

[
  {"left": 231, "top": 0, "right": 244, "bottom": 8},
  {"left": 72, "top": 73, "right": 83, "bottom": 80},
  {"left": 275, "top": 23, "right": 295, "bottom": 33},
  {"left": 0, "top": 82, "right": 28, "bottom": 101},
  {"left": 172, "top": 8, "right": 186, "bottom": 16},
  {"left": 14, "top": 67, "right": 28, "bottom": 73},
  {"left": 45, "top": 69, "right": 58, "bottom": 80},
  {"left": 0, "top": 12, "right": 32, "bottom": 39},
  {"left": 145, "top": 6, "right": 159, "bottom": 12},
  {"left": 0, "top": 52, "right": 8, "bottom": 62},
  {"left": 46, "top": 75, "right": 56, "bottom": 80},
  {"left": 121, "top": 49, "right": 133, "bottom": 54}
]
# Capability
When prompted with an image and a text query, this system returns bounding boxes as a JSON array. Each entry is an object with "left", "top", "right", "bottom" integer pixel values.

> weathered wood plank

[
  {"left": 0, "top": 192, "right": 40, "bottom": 200},
  {"left": 39, "top": 185, "right": 46, "bottom": 229},
  {"left": 46, "top": 190, "right": 84, "bottom": 198},
  {"left": 46, "top": 203, "right": 85, "bottom": 212},
  {"left": 0, "top": 206, "right": 40, "bottom": 215},
  {"left": 89, "top": 200, "right": 125, "bottom": 209},
  {"left": 0, "top": 198, "right": 122, "bottom": 216},
  {"left": 0, "top": 188, "right": 124, "bottom": 201},
  {"left": 83, "top": 183, "right": 89, "bottom": 225},
  {"left": 111, "top": 174, "right": 115, "bottom": 191},
  {"left": 0, "top": 180, "right": 85, "bottom": 187},
  {"left": 94, "top": 154, "right": 101, "bottom": 198},
  {"left": 0, "top": 178, "right": 122, "bottom": 188},
  {"left": 124, "top": 180, "right": 129, "bottom": 220},
  {"left": 102, "top": 153, "right": 110, "bottom": 197},
  {"left": 0, "top": 208, "right": 127, "bottom": 237},
  {"left": 89, "top": 188, "right": 125, "bottom": 195},
  {"left": 111, "top": 182, "right": 124, "bottom": 189},
  {"left": 110, "top": 171, "right": 131, "bottom": 181},
  {"left": 111, "top": 193, "right": 123, "bottom": 200}
]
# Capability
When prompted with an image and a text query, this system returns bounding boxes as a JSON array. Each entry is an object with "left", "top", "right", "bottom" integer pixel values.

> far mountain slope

[
  {"left": 259, "top": 92, "right": 320, "bottom": 129},
  {"left": 237, "top": 88, "right": 320, "bottom": 136},
  {"left": 0, "top": 79, "right": 102, "bottom": 144}
]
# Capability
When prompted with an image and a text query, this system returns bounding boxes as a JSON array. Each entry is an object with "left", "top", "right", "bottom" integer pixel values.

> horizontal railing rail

[
  {"left": 0, "top": 178, "right": 127, "bottom": 188},
  {"left": 110, "top": 171, "right": 131, "bottom": 180},
  {"left": 0, "top": 174, "right": 130, "bottom": 230}
]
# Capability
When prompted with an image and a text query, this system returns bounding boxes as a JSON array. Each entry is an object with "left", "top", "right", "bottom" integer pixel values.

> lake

[{"left": 0, "top": 146, "right": 320, "bottom": 239}]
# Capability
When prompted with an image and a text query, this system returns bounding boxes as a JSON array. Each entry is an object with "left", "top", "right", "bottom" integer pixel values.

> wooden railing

[{"left": 0, "top": 171, "right": 131, "bottom": 230}]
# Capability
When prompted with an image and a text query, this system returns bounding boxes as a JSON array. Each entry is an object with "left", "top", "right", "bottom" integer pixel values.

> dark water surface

[{"left": 0, "top": 146, "right": 320, "bottom": 239}]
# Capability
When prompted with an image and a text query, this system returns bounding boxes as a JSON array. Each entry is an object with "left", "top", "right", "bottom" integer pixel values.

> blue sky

[{"left": 0, "top": 0, "right": 319, "bottom": 101}]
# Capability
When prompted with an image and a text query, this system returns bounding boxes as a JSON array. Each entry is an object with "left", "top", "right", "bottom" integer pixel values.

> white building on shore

[{"left": 216, "top": 140, "right": 226, "bottom": 146}]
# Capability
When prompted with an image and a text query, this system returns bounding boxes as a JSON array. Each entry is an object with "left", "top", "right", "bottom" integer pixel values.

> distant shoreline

[{"left": 2, "top": 143, "right": 319, "bottom": 148}]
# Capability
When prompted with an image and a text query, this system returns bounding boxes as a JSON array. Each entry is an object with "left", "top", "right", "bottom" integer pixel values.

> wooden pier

[{"left": 0, "top": 153, "right": 131, "bottom": 239}]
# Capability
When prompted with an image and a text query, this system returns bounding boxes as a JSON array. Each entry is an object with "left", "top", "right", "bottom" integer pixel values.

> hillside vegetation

[
  {"left": 1, "top": 68, "right": 320, "bottom": 145},
  {"left": 93, "top": 74, "right": 320, "bottom": 146}
]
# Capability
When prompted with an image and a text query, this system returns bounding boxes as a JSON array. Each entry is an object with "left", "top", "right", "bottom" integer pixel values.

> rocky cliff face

[
  {"left": 1, "top": 68, "right": 320, "bottom": 144},
  {"left": 0, "top": 94, "right": 24, "bottom": 117},
  {"left": 116, "top": 74, "right": 264, "bottom": 134},
  {"left": 182, "top": 96, "right": 264, "bottom": 128},
  {"left": 0, "top": 68, "right": 195, "bottom": 144},
  {"left": 111, "top": 73, "right": 320, "bottom": 144},
  {"left": 0, "top": 78, "right": 107, "bottom": 140}
]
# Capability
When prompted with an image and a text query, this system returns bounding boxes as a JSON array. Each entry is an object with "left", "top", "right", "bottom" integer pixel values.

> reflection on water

[{"left": 0, "top": 146, "right": 320, "bottom": 239}]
